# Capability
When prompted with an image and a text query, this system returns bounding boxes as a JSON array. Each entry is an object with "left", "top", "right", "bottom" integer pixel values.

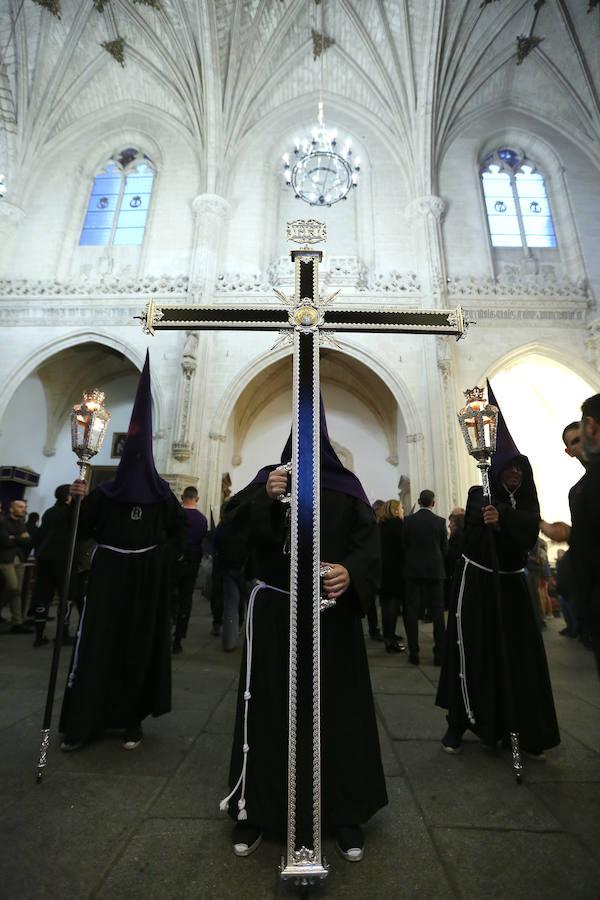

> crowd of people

[{"left": 1, "top": 366, "right": 599, "bottom": 864}]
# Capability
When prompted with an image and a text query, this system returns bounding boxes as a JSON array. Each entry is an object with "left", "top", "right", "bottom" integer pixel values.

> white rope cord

[
  {"left": 219, "top": 579, "right": 290, "bottom": 821},
  {"left": 455, "top": 555, "right": 526, "bottom": 727},
  {"left": 94, "top": 543, "right": 158, "bottom": 556}
]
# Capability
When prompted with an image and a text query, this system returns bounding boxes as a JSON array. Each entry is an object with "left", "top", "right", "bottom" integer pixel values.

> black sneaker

[
  {"left": 442, "top": 726, "right": 463, "bottom": 754},
  {"left": 123, "top": 726, "right": 143, "bottom": 750},
  {"left": 369, "top": 629, "right": 383, "bottom": 642},
  {"left": 335, "top": 825, "right": 364, "bottom": 862},
  {"left": 172, "top": 639, "right": 183, "bottom": 654},
  {"left": 60, "top": 737, "right": 82, "bottom": 752},
  {"left": 408, "top": 653, "right": 420, "bottom": 666},
  {"left": 232, "top": 823, "right": 262, "bottom": 857}
]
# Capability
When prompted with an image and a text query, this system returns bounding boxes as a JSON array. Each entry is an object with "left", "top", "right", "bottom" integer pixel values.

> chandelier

[{"left": 282, "top": 102, "right": 360, "bottom": 207}]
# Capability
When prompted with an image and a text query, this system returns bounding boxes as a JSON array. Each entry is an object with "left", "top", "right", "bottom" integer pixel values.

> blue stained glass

[
  {"left": 115, "top": 209, "right": 149, "bottom": 229},
  {"left": 484, "top": 196, "right": 517, "bottom": 216},
  {"left": 79, "top": 228, "right": 111, "bottom": 246},
  {"left": 83, "top": 210, "right": 117, "bottom": 229},
  {"left": 490, "top": 234, "right": 523, "bottom": 247},
  {"left": 113, "top": 227, "right": 146, "bottom": 246},
  {"left": 80, "top": 156, "right": 154, "bottom": 246}
]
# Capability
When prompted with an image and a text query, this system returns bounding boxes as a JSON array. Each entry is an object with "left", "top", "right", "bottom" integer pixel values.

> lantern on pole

[
  {"left": 36, "top": 389, "right": 111, "bottom": 783},
  {"left": 457, "top": 386, "right": 499, "bottom": 501}
]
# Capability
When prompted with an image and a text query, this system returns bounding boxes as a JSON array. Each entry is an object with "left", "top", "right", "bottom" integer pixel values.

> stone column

[
  {"left": 404, "top": 195, "right": 447, "bottom": 306},
  {"left": 171, "top": 332, "right": 199, "bottom": 463},
  {"left": 190, "top": 193, "right": 230, "bottom": 300},
  {"left": 0, "top": 201, "right": 25, "bottom": 272},
  {"left": 587, "top": 317, "right": 600, "bottom": 371}
]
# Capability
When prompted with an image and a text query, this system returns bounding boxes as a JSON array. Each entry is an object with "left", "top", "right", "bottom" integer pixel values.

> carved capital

[
  {"left": 209, "top": 432, "right": 227, "bottom": 443},
  {"left": 43, "top": 445, "right": 56, "bottom": 458},
  {"left": 191, "top": 193, "right": 230, "bottom": 221},
  {"left": 406, "top": 432, "right": 424, "bottom": 444},
  {"left": 171, "top": 441, "right": 193, "bottom": 462},
  {"left": 404, "top": 195, "right": 446, "bottom": 224}
]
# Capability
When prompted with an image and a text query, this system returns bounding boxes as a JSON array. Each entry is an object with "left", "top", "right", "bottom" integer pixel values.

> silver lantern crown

[
  {"left": 70, "top": 389, "right": 111, "bottom": 478},
  {"left": 457, "top": 386, "right": 499, "bottom": 498}
]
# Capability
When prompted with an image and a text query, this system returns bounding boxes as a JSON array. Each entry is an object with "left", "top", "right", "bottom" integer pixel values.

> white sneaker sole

[
  {"left": 336, "top": 842, "right": 364, "bottom": 862},
  {"left": 123, "top": 740, "right": 142, "bottom": 751},
  {"left": 232, "top": 833, "right": 262, "bottom": 857},
  {"left": 442, "top": 744, "right": 462, "bottom": 754}
]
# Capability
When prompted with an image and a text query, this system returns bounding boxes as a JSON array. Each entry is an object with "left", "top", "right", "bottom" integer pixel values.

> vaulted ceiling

[{"left": 0, "top": 0, "right": 599, "bottom": 203}]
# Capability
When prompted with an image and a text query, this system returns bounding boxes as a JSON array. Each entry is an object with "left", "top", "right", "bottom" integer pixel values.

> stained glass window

[
  {"left": 480, "top": 149, "right": 557, "bottom": 250},
  {"left": 80, "top": 149, "right": 154, "bottom": 247}
]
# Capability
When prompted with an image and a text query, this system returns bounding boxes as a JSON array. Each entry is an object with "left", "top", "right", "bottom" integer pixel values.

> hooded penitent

[
  {"left": 487, "top": 380, "right": 539, "bottom": 514},
  {"left": 99, "top": 351, "right": 171, "bottom": 504},
  {"left": 249, "top": 396, "right": 370, "bottom": 506}
]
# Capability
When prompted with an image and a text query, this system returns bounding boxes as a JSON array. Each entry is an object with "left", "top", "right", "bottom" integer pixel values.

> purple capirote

[
  {"left": 248, "top": 396, "right": 371, "bottom": 507},
  {"left": 99, "top": 350, "right": 172, "bottom": 505}
]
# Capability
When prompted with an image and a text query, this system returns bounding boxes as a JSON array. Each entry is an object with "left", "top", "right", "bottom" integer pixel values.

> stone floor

[{"left": 1, "top": 598, "right": 599, "bottom": 900}]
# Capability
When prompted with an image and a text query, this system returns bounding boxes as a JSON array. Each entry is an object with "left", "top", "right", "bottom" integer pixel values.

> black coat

[
  {"left": 436, "top": 484, "right": 560, "bottom": 751},
  {"left": 0, "top": 515, "right": 31, "bottom": 563},
  {"left": 378, "top": 517, "right": 404, "bottom": 595},
  {"left": 219, "top": 484, "right": 387, "bottom": 831},
  {"left": 36, "top": 501, "right": 72, "bottom": 561},
  {"left": 59, "top": 489, "right": 186, "bottom": 742},
  {"left": 402, "top": 507, "right": 447, "bottom": 580},
  {"left": 569, "top": 457, "right": 600, "bottom": 621}
]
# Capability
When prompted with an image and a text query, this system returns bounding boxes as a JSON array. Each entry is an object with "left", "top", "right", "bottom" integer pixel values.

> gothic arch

[
  {"left": 482, "top": 340, "right": 600, "bottom": 393},
  {"left": 206, "top": 339, "right": 426, "bottom": 511},
  {"left": 0, "top": 331, "right": 162, "bottom": 434}
]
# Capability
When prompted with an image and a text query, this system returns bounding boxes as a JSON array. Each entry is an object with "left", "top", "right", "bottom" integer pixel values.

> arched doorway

[
  {"left": 0, "top": 342, "right": 141, "bottom": 515},
  {"left": 219, "top": 349, "right": 411, "bottom": 509},
  {"left": 487, "top": 350, "right": 599, "bottom": 526}
]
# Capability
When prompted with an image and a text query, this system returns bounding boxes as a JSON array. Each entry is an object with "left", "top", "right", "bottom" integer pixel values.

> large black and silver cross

[{"left": 139, "top": 219, "right": 468, "bottom": 884}]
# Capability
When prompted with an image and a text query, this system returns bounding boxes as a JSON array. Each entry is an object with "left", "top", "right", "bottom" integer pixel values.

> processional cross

[{"left": 140, "top": 219, "right": 468, "bottom": 884}]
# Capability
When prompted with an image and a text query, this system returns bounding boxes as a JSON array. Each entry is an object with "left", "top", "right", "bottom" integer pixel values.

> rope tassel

[{"left": 219, "top": 580, "right": 289, "bottom": 820}]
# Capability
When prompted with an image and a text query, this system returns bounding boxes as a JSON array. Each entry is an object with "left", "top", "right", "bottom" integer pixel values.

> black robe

[
  {"left": 219, "top": 484, "right": 387, "bottom": 831},
  {"left": 59, "top": 489, "right": 185, "bottom": 742},
  {"left": 436, "top": 485, "right": 560, "bottom": 752}
]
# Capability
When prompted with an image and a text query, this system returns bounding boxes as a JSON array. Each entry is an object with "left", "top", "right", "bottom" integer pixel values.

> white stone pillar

[
  {"left": 587, "top": 317, "right": 600, "bottom": 371},
  {"left": 0, "top": 201, "right": 25, "bottom": 273},
  {"left": 404, "top": 195, "right": 447, "bottom": 306},
  {"left": 190, "top": 193, "right": 230, "bottom": 301}
]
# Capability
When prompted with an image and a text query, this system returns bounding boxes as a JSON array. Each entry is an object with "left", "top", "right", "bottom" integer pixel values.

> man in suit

[{"left": 402, "top": 489, "right": 447, "bottom": 666}]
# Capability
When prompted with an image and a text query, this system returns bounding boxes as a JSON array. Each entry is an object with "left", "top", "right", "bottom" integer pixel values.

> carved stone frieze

[
  {"left": 323, "top": 256, "right": 368, "bottom": 287},
  {"left": 0, "top": 274, "right": 190, "bottom": 298},
  {"left": 447, "top": 274, "right": 588, "bottom": 300},
  {"left": 357, "top": 271, "right": 421, "bottom": 294},
  {"left": 215, "top": 272, "right": 272, "bottom": 293}
]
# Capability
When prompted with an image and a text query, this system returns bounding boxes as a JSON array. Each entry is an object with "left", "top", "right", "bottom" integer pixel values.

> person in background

[
  {"left": 445, "top": 508, "right": 465, "bottom": 610},
  {"left": 378, "top": 499, "right": 406, "bottom": 653},
  {"left": 0, "top": 499, "right": 33, "bottom": 634},
  {"left": 402, "top": 489, "right": 447, "bottom": 666},
  {"left": 554, "top": 549, "right": 578, "bottom": 638},
  {"left": 171, "top": 486, "right": 208, "bottom": 654},
  {"left": 29, "top": 485, "right": 77, "bottom": 648},
  {"left": 25, "top": 512, "right": 40, "bottom": 550},
  {"left": 366, "top": 500, "right": 385, "bottom": 642}
]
